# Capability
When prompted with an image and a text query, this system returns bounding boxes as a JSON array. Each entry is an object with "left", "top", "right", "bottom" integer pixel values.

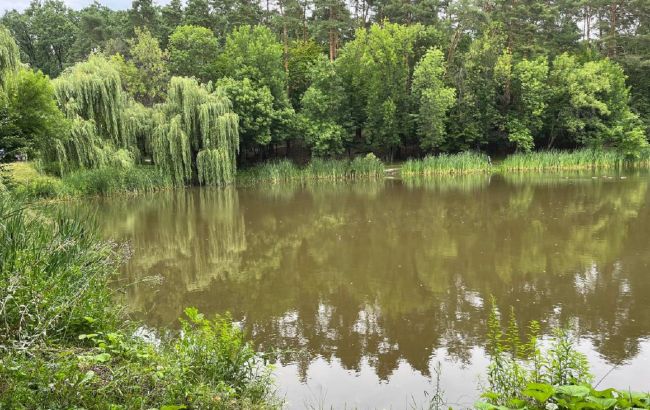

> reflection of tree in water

[
  {"left": 86, "top": 187, "right": 246, "bottom": 326},
  {"left": 80, "top": 173, "right": 650, "bottom": 381}
]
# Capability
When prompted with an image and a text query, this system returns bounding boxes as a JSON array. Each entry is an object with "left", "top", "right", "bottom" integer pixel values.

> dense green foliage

[
  {"left": 2, "top": 0, "right": 649, "bottom": 170},
  {"left": 0, "top": 194, "right": 278, "bottom": 408},
  {"left": 0, "top": 26, "right": 65, "bottom": 159},
  {"left": 168, "top": 25, "right": 219, "bottom": 82}
]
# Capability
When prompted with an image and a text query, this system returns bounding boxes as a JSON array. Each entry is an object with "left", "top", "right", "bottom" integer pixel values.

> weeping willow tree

[
  {"left": 153, "top": 77, "right": 239, "bottom": 186},
  {"left": 0, "top": 26, "right": 19, "bottom": 92},
  {"left": 48, "top": 54, "right": 141, "bottom": 174},
  {"left": 123, "top": 100, "right": 156, "bottom": 158},
  {"left": 54, "top": 54, "right": 126, "bottom": 144}
]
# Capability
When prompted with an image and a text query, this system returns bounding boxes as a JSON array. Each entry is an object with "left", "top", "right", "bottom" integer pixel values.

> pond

[{"left": 74, "top": 170, "right": 650, "bottom": 408}]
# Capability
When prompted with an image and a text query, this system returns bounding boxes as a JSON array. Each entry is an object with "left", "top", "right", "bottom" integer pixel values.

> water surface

[{"left": 76, "top": 171, "right": 650, "bottom": 408}]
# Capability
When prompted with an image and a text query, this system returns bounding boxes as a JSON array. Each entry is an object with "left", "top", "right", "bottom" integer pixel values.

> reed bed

[
  {"left": 237, "top": 154, "right": 385, "bottom": 184},
  {"left": 401, "top": 152, "right": 492, "bottom": 176},
  {"left": 496, "top": 149, "right": 630, "bottom": 171},
  {"left": 402, "top": 149, "right": 650, "bottom": 177}
]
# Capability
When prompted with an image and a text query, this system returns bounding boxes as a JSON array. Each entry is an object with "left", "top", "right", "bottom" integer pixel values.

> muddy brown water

[{"left": 71, "top": 171, "right": 650, "bottom": 408}]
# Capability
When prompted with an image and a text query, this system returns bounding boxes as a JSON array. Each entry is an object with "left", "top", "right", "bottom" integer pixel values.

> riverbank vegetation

[
  {"left": 5, "top": 148, "right": 650, "bottom": 200},
  {"left": 401, "top": 152, "right": 491, "bottom": 176},
  {"left": 238, "top": 153, "right": 384, "bottom": 184},
  {"left": 0, "top": 193, "right": 279, "bottom": 408},
  {"left": 474, "top": 303, "right": 650, "bottom": 410},
  {"left": 498, "top": 149, "right": 650, "bottom": 172},
  {"left": 401, "top": 149, "right": 650, "bottom": 176},
  {"left": 2, "top": 1, "right": 650, "bottom": 191}
]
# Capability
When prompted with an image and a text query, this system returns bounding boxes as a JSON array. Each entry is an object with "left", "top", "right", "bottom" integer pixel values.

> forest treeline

[{"left": 1, "top": 0, "right": 650, "bottom": 185}]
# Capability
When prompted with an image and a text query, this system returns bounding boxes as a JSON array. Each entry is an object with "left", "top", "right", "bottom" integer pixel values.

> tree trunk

[
  {"left": 609, "top": 2, "right": 617, "bottom": 57},
  {"left": 329, "top": 6, "right": 338, "bottom": 61},
  {"left": 585, "top": 5, "right": 591, "bottom": 44},
  {"left": 302, "top": 1, "right": 308, "bottom": 41},
  {"left": 277, "top": 0, "right": 289, "bottom": 73}
]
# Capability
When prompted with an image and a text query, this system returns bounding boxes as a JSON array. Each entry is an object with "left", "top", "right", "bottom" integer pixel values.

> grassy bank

[
  {"left": 4, "top": 148, "right": 650, "bottom": 201},
  {"left": 0, "top": 194, "right": 279, "bottom": 409},
  {"left": 2, "top": 162, "right": 174, "bottom": 199},
  {"left": 3, "top": 155, "right": 385, "bottom": 200}
]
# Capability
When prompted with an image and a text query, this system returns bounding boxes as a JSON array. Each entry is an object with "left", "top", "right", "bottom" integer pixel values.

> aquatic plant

[
  {"left": 496, "top": 149, "right": 628, "bottom": 171},
  {"left": 481, "top": 301, "right": 592, "bottom": 408},
  {"left": 402, "top": 149, "right": 650, "bottom": 178},
  {"left": 238, "top": 154, "right": 385, "bottom": 184},
  {"left": 61, "top": 166, "right": 173, "bottom": 196},
  {"left": 401, "top": 152, "right": 492, "bottom": 176}
]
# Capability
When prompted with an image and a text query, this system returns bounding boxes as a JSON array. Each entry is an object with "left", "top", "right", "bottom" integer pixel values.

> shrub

[
  {"left": 1, "top": 311, "right": 278, "bottom": 409},
  {"left": 0, "top": 195, "right": 279, "bottom": 408}
]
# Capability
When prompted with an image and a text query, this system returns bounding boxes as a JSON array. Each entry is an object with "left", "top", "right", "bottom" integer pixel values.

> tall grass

[
  {"left": 401, "top": 152, "right": 492, "bottom": 176},
  {"left": 0, "top": 195, "right": 120, "bottom": 347},
  {"left": 62, "top": 166, "right": 174, "bottom": 196},
  {"left": 497, "top": 148, "right": 650, "bottom": 171},
  {"left": 237, "top": 153, "right": 384, "bottom": 184},
  {"left": 402, "top": 149, "right": 650, "bottom": 177},
  {"left": 0, "top": 194, "right": 279, "bottom": 408},
  {"left": 7, "top": 164, "right": 174, "bottom": 199}
]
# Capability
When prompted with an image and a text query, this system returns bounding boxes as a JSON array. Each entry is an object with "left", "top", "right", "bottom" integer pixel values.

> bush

[
  {"left": 0, "top": 195, "right": 279, "bottom": 409},
  {"left": 1, "top": 311, "right": 278, "bottom": 409}
]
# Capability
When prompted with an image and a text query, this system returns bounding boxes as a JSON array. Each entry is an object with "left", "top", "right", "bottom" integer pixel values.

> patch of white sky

[{"left": 1, "top": 0, "right": 173, "bottom": 13}]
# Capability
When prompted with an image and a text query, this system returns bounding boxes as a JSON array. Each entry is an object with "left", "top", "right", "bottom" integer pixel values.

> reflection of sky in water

[
  {"left": 276, "top": 340, "right": 650, "bottom": 409},
  {"left": 66, "top": 171, "right": 650, "bottom": 407}
]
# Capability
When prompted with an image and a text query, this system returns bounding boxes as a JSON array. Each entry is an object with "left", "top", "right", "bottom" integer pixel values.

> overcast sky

[{"left": 0, "top": 0, "right": 172, "bottom": 13}]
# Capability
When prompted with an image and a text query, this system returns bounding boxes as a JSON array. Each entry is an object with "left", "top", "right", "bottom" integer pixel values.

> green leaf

[
  {"left": 482, "top": 391, "right": 500, "bottom": 401},
  {"left": 91, "top": 352, "right": 111, "bottom": 363},
  {"left": 160, "top": 405, "right": 187, "bottom": 410},
  {"left": 590, "top": 388, "right": 616, "bottom": 399},
  {"left": 507, "top": 398, "right": 527, "bottom": 409},
  {"left": 523, "top": 383, "right": 555, "bottom": 402},
  {"left": 586, "top": 396, "right": 617, "bottom": 409},
  {"left": 475, "top": 401, "right": 499, "bottom": 410},
  {"left": 556, "top": 385, "right": 590, "bottom": 398},
  {"left": 80, "top": 370, "right": 95, "bottom": 384}
]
